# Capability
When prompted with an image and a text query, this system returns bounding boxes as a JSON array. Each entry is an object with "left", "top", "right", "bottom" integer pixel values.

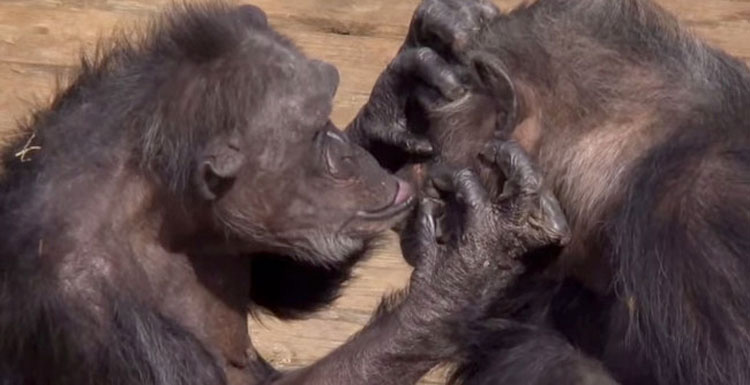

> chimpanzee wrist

[{"left": 393, "top": 292, "right": 465, "bottom": 358}]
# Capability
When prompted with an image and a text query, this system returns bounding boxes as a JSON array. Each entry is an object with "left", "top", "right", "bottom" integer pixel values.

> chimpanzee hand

[
  {"left": 404, "top": 0, "right": 499, "bottom": 60},
  {"left": 346, "top": 0, "right": 499, "bottom": 165},
  {"left": 402, "top": 140, "right": 570, "bottom": 309},
  {"left": 346, "top": 47, "right": 465, "bottom": 159}
]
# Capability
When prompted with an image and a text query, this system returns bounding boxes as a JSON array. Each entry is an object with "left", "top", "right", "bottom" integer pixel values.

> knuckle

[
  {"left": 420, "top": 215, "right": 436, "bottom": 235},
  {"left": 521, "top": 172, "right": 543, "bottom": 192},
  {"left": 480, "top": 142, "right": 500, "bottom": 163},
  {"left": 416, "top": 1, "right": 440, "bottom": 23},
  {"left": 455, "top": 168, "right": 476, "bottom": 183},
  {"left": 501, "top": 140, "right": 523, "bottom": 156},
  {"left": 455, "top": 169, "right": 479, "bottom": 192},
  {"left": 394, "top": 117, "right": 408, "bottom": 131},
  {"left": 415, "top": 46, "right": 438, "bottom": 62},
  {"left": 477, "top": 0, "right": 500, "bottom": 17},
  {"left": 439, "top": 67, "right": 457, "bottom": 81}
]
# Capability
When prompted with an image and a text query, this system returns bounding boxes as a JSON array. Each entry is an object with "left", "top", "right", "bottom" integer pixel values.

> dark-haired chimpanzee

[
  {"left": 367, "top": 0, "right": 750, "bottom": 384},
  {"left": 0, "top": 2, "right": 568, "bottom": 385}
]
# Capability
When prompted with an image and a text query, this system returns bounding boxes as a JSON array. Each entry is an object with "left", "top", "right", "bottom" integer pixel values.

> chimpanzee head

[{"left": 138, "top": 4, "right": 414, "bottom": 265}]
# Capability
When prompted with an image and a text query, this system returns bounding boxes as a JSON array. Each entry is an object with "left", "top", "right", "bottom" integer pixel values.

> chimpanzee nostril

[{"left": 321, "top": 130, "right": 356, "bottom": 180}]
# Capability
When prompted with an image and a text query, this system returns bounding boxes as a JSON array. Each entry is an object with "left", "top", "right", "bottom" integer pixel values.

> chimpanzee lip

[{"left": 356, "top": 179, "right": 416, "bottom": 220}]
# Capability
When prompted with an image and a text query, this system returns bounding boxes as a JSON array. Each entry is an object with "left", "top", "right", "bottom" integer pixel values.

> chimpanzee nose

[{"left": 318, "top": 130, "right": 355, "bottom": 180}]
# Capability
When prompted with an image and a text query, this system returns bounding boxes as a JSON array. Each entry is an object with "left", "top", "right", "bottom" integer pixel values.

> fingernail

[{"left": 414, "top": 140, "right": 434, "bottom": 154}]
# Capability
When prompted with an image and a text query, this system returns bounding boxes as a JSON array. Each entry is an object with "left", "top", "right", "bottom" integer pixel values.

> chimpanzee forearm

[
  {"left": 268, "top": 293, "right": 454, "bottom": 385},
  {"left": 268, "top": 141, "right": 570, "bottom": 385}
]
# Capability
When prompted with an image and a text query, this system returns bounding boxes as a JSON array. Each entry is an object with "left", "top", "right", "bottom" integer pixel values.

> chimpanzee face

[{"left": 193, "top": 28, "right": 414, "bottom": 265}]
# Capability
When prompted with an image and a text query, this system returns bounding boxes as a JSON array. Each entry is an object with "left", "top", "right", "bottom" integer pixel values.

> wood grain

[{"left": 1, "top": 1, "right": 749, "bottom": 383}]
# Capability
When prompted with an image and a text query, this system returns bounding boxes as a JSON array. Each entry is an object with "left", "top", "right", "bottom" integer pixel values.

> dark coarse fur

[
  {"left": 0, "top": 2, "right": 417, "bottom": 384},
  {"left": 0, "top": 4, "right": 252, "bottom": 384},
  {"left": 0, "top": 4, "right": 286, "bottom": 384},
  {"left": 2, "top": 1, "right": 562, "bottom": 384},
  {"left": 432, "top": 1, "right": 750, "bottom": 385}
]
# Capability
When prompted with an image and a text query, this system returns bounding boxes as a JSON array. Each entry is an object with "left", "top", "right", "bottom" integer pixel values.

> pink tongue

[{"left": 393, "top": 178, "right": 415, "bottom": 205}]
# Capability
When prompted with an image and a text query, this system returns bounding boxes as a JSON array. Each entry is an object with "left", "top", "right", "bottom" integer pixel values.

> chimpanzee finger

[
  {"left": 400, "top": 198, "right": 442, "bottom": 267},
  {"left": 412, "top": 84, "right": 444, "bottom": 112},
  {"left": 481, "top": 140, "right": 570, "bottom": 245},
  {"left": 392, "top": 47, "right": 466, "bottom": 101},
  {"left": 352, "top": 117, "right": 435, "bottom": 157},
  {"left": 383, "top": 126, "right": 435, "bottom": 156},
  {"left": 437, "top": 0, "right": 501, "bottom": 24},
  {"left": 480, "top": 140, "right": 542, "bottom": 198},
  {"left": 473, "top": 0, "right": 502, "bottom": 22},
  {"left": 413, "top": 0, "right": 499, "bottom": 56},
  {"left": 429, "top": 166, "right": 489, "bottom": 209},
  {"left": 532, "top": 189, "right": 572, "bottom": 246},
  {"left": 414, "top": 0, "right": 469, "bottom": 54}
]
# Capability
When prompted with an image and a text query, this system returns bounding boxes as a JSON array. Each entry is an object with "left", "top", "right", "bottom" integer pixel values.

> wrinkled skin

[
  {"left": 347, "top": 0, "right": 500, "bottom": 174},
  {"left": 363, "top": 1, "right": 629, "bottom": 383},
  {"left": 349, "top": 0, "right": 512, "bottom": 201},
  {"left": 402, "top": 142, "right": 569, "bottom": 316},
  {"left": 0, "top": 3, "right": 569, "bottom": 385}
]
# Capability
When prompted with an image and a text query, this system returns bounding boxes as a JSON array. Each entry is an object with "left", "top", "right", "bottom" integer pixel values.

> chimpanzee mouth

[{"left": 356, "top": 178, "right": 416, "bottom": 220}]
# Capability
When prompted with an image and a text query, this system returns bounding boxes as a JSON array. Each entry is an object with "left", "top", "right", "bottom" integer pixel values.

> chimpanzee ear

[
  {"left": 195, "top": 135, "right": 245, "bottom": 201},
  {"left": 469, "top": 52, "right": 518, "bottom": 134}
]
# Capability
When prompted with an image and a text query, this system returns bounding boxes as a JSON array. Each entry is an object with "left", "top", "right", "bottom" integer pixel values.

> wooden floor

[{"left": 1, "top": 0, "right": 749, "bottom": 383}]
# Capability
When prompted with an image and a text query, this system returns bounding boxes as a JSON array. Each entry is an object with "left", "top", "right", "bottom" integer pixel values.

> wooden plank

[
  {"left": 0, "top": 62, "right": 61, "bottom": 141},
  {"left": 6, "top": 0, "right": 750, "bottom": 55},
  {"left": 0, "top": 4, "right": 137, "bottom": 67},
  {"left": 1, "top": 0, "right": 749, "bottom": 130},
  {"left": 0, "top": 3, "right": 405, "bottom": 127}
]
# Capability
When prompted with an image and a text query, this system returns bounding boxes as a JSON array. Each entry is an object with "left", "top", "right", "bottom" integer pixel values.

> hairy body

[
  {"left": 0, "top": 3, "right": 568, "bottom": 385},
  {"left": 368, "top": 1, "right": 750, "bottom": 384}
]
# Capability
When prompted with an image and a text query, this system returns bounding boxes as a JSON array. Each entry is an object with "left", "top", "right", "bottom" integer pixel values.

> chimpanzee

[
  {"left": 0, "top": 2, "right": 568, "bottom": 385},
  {"left": 367, "top": 0, "right": 750, "bottom": 384}
]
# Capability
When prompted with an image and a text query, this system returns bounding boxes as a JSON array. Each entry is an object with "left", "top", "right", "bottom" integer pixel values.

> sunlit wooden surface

[{"left": 1, "top": 0, "right": 749, "bottom": 383}]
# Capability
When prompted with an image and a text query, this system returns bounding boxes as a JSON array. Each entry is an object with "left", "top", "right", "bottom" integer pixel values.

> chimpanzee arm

[
  {"left": 265, "top": 140, "right": 570, "bottom": 385},
  {"left": 277, "top": 300, "right": 616, "bottom": 385},
  {"left": 270, "top": 296, "right": 453, "bottom": 384}
]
